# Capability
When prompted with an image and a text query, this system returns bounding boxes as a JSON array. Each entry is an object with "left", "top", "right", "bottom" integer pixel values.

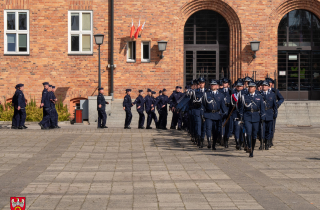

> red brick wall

[{"left": 1, "top": 0, "right": 320, "bottom": 105}]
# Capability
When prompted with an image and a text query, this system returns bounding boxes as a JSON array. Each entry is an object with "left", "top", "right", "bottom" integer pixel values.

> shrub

[{"left": 0, "top": 97, "right": 71, "bottom": 122}]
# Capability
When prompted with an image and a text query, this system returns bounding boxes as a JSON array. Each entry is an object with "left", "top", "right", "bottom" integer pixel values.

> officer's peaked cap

[
  {"left": 98, "top": 88, "right": 104, "bottom": 91},
  {"left": 262, "top": 80, "right": 270, "bottom": 86},
  {"left": 42, "top": 82, "right": 49, "bottom": 85},
  {"left": 198, "top": 77, "right": 206, "bottom": 83},
  {"left": 248, "top": 81, "right": 256, "bottom": 87}
]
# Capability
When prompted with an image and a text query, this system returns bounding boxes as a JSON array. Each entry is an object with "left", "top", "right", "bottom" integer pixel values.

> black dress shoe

[
  {"left": 23, "top": 125, "right": 28, "bottom": 129},
  {"left": 41, "top": 127, "right": 49, "bottom": 130},
  {"left": 162, "top": 127, "right": 167, "bottom": 130},
  {"left": 38, "top": 123, "right": 44, "bottom": 129},
  {"left": 212, "top": 147, "right": 216, "bottom": 150},
  {"left": 11, "top": 126, "right": 18, "bottom": 129},
  {"left": 170, "top": 127, "right": 176, "bottom": 129},
  {"left": 177, "top": 127, "right": 182, "bottom": 130},
  {"left": 146, "top": 127, "right": 152, "bottom": 129},
  {"left": 138, "top": 127, "right": 145, "bottom": 129},
  {"left": 249, "top": 153, "right": 253, "bottom": 158},
  {"left": 18, "top": 126, "right": 23, "bottom": 129},
  {"left": 55, "top": 126, "right": 61, "bottom": 129},
  {"left": 102, "top": 126, "right": 108, "bottom": 128}
]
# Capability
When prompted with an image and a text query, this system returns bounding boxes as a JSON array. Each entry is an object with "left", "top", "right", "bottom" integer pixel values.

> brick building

[{"left": 1, "top": 0, "right": 320, "bottom": 114}]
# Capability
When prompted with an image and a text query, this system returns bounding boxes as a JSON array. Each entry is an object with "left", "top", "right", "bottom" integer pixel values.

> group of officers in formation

[
  {"left": 122, "top": 76, "right": 284, "bottom": 157},
  {"left": 10, "top": 82, "right": 60, "bottom": 129}
]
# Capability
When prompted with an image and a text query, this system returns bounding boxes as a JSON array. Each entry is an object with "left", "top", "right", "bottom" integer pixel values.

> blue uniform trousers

[
  {"left": 263, "top": 120, "right": 273, "bottom": 141},
  {"left": 41, "top": 108, "right": 51, "bottom": 128},
  {"left": 159, "top": 111, "right": 168, "bottom": 128},
  {"left": 205, "top": 119, "right": 219, "bottom": 141},
  {"left": 16, "top": 109, "right": 26, "bottom": 127},
  {"left": 244, "top": 121, "right": 259, "bottom": 149},
  {"left": 138, "top": 111, "right": 145, "bottom": 127},
  {"left": 12, "top": 108, "right": 18, "bottom": 127},
  {"left": 125, "top": 110, "right": 132, "bottom": 127},
  {"left": 182, "top": 112, "right": 188, "bottom": 129},
  {"left": 50, "top": 108, "right": 58, "bottom": 127},
  {"left": 146, "top": 111, "right": 157, "bottom": 127},
  {"left": 171, "top": 111, "right": 182, "bottom": 128},
  {"left": 191, "top": 109, "right": 202, "bottom": 137},
  {"left": 188, "top": 110, "right": 194, "bottom": 136},
  {"left": 98, "top": 110, "right": 107, "bottom": 127}
]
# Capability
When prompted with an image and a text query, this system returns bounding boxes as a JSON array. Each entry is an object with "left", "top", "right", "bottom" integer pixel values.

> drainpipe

[{"left": 110, "top": 0, "right": 114, "bottom": 101}]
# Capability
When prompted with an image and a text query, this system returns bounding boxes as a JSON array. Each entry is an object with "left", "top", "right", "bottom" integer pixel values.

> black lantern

[
  {"left": 250, "top": 40, "right": 260, "bottom": 59},
  {"left": 94, "top": 34, "right": 104, "bottom": 45},
  {"left": 157, "top": 40, "right": 167, "bottom": 59}
]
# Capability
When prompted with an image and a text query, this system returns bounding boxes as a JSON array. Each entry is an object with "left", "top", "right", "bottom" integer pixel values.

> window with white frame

[
  {"left": 127, "top": 41, "right": 136, "bottom": 62},
  {"left": 68, "top": 11, "right": 93, "bottom": 54},
  {"left": 141, "top": 42, "right": 150, "bottom": 62},
  {"left": 4, "top": 10, "right": 29, "bottom": 55}
]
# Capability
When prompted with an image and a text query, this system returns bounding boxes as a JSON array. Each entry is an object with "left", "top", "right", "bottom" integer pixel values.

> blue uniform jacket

[
  {"left": 240, "top": 93, "right": 266, "bottom": 122},
  {"left": 261, "top": 91, "right": 278, "bottom": 121},
  {"left": 230, "top": 90, "right": 243, "bottom": 119},
  {"left": 133, "top": 95, "right": 145, "bottom": 112},
  {"left": 144, "top": 95, "right": 153, "bottom": 112},
  {"left": 49, "top": 92, "right": 56, "bottom": 109},
  {"left": 168, "top": 91, "right": 183, "bottom": 108},
  {"left": 12, "top": 89, "right": 19, "bottom": 108},
  {"left": 151, "top": 97, "right": 157, "bottom": 112},
  {"left": 123, "top": 95, "right": 132, "bottom": 111},
  {"left": 97, "top": 93, "right": 107, "bottom": 111},
  {"left": 270, "top": 88, "right": 284, "bottom": 107},
  {"left": 203, "top": 91, "right": 228, "bottom": 120},
  {"left": 192, "top": 88, "right": 206, "bottom": 110},
  {"left": 41, "top": 88, "right": 51, "bottom": 108},
  {"left": 158, "top": 95, "right": 169, "bottom": 113},
  {"left": 219, "top": 88, "right": 232, "bottom": 105},
  {"left": 17, "top": 90, "right": 26, "bottom": 108}
]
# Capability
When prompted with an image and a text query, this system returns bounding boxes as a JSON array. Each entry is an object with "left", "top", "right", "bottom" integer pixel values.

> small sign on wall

[
  {"left": 289, "top": 55, "right": 298, "bottom": 60},
  {"left": 279, "top": 71, "right": 286, "bottom": 76}
]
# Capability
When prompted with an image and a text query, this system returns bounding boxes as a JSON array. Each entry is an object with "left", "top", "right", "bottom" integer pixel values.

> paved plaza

[{"left": 0, "top": 124, "right": 319, "bottom": 210}]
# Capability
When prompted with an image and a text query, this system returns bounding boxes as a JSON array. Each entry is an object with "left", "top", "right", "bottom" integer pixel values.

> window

[
  {"left": 68, "top": 11, "right": 93, "bottom": 54},
  {"left": 141, "top": 42, "right": 150, "bottom": 62},
  {"left": 4, "top": 10, "right": 29, "bottom": 55},
  {"left": 127, "top": 41, "right": 136, "bottom": 62}
]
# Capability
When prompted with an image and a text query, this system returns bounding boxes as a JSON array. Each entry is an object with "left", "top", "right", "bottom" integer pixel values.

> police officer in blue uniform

[
  {"left": 188, "top": 80, "right": 198, "bottom": 143},
  {"left": 145, "top": 89, "right": 153, "bottom": 129},
  {"left": 51, "top": 86, "right": 60, "bottom": 128},
  {"left": 266, "top": 78, "right": 284, "bottom": 147},
  {"left": 16, "top": 84, "right": 27, "bottom": 129},
  {"left": 219, "top": 78, "right": 232, "bottom": 148},
  {"left": 230, "top": 80, "right": 244, "bottom": 150},
  {"left": 39, "top": 82, "right": 51, "bottom": 130},
  {"left": 260, "top": 80, "right": 278, "bottom": 150},
  {"left": 11, "top": 85, "right": 19, "bottom": 129},
  {"left": 123, "top": 89, "right": 133, "bottom": 129},
  {"left": 154, "top": 90, "right": 162, "bottom": 128},
  {"left": 203, "top": 79, "right": 228, "bottom": 150},
  {"left": 48, "top": 85, "right": 56, "bottom": 129},
  {"left": 169, "top": 86, "right": 184, "bottom": 130},
  {"left": 133, "top": 90, "right": 145, "bottom": 129},
  {"left": 150, "top": 91, "right": 159, "bottom": 128},
  {"left": 192, "top": 77, "right": 206, "bottom": 147},
  {"left": 157, "top": 89, "right": 170, "bottom": 129},
  {"left": 97, "top": 87, "right": 109, "bottom": 129},
  {"left": 240, "top": 81, "right": 266, "bottom": 157}
]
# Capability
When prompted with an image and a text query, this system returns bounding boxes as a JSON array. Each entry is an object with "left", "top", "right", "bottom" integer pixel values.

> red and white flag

[
  {"left": 130, "top": 19, "right": 135, "bottom": 38},
  {"left": 134, "top": 19, "right": 142, "bottom": 39}
]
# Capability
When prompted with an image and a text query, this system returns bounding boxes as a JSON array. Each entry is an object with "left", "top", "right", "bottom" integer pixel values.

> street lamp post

[
  {"left": 157, "top": 40, "right": 168, "bottom": 59},
  {"left": 250, "top": 40, "right": 260, "bottom": 59},
  {"left": 94, "top": 34, "right": 105, "bottom": 88}
]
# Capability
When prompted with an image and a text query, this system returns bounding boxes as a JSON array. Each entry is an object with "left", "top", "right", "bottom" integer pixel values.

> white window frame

[
  {"left": 141, "top": 41, "right": 151, "bottom": 62},
  {"left": 127, "top": 41, "right": 136, "bottom": 62},
  {"left": 68, "top": 10, "right": 93, "bottom": 55},
  {"left": 4, "top": 10, "right": 30, "bottom": 55}
]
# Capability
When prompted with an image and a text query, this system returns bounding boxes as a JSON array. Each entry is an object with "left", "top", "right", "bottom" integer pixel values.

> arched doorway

[
  {"left": 184, "top": 10, "right": 230, "bottom": 84},
  {"left": 278, "top": 9, "right": 320, "bottom": 100}
]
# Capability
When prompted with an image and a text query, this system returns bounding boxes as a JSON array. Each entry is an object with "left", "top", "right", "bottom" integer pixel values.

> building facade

[{"left": 1, "top": 0, "right": 320, "bottom": 114}]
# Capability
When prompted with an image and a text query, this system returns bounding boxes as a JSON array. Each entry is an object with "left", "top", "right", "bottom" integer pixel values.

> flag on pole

[
  {"left": 138, "top": 21, "right": 146, "bottom": 37},
  {"left": 134, "top": 19, "right": 142, "bottom": 39},
  {"left": 130, "top": 19, "right": 135, "bottom": 38}
]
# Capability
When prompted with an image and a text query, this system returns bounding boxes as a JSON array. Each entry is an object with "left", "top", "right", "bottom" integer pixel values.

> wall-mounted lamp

[
  {"left": 250, "top": 40, "right": 260, "bottom": 59},
  {"left": 157, "top": 40, "right": 167, "bottom": 59}
]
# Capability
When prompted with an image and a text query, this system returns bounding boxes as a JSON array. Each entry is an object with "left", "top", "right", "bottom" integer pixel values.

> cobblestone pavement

[{"left": 0, "top": 124, "right": 320, "bottom": 210}]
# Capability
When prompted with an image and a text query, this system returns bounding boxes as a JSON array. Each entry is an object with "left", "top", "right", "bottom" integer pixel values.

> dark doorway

[
  {"left": 184, "top": 10, "right": 229, "bottom": 86},
  {"left": 278, "top": 10, "right": 320, "bottom": 100}
]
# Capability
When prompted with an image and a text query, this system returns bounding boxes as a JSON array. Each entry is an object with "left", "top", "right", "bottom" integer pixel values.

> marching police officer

[
  {"left": 16, "top": 84, "right": 27, "bottom": 129},
  {"left": 145, "top": 89, "right": 153, "bottom": 129},
  {"left": 219, "top": 78, "right": 232, "bottom": 148},
  {"left": 150, "top": 91, "right": 159, "bottom": 128},
  {"left": 240, "top": 81, "right": 266, "bottom": 157},
  {"left": 230, "top": 80, "right": 244, "bottom": 150},
  {"left": 203, "top": 79, "right": 228, "bottom": 150},
  {"left": 155, "top": 90, "right": 162, "bottom": 128},
  {"left": 11, "top": 85, "right": 19, "bottom": 129},
  {"left": 97, "top": 87, "right": 109, "bottom": 129},
  {"left": 157, "top": 89, "right": 170, "bottom": 129},
  {"left": 133, "top": 90, "right": 145, "bottom": 129},
  {"left": 260, "top": 80, "right": 278, "bottom": 150},
  {"left": 39, "top": 82, "right": 51, "bottom": 130},
  {"left": 123, "top": 89, "right": 133, "bottom": 129},
  {"left": 169, "top": 86, "right": 184, "bottom": 130}
]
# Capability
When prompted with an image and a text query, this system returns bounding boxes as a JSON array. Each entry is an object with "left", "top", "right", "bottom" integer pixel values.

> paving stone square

[{"left": 0, "top": 124, "right": 319, "bottom": 209}]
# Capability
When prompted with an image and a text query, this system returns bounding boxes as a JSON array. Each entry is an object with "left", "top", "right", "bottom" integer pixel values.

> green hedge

[{"left": 0, "top": 97, "right": 70, "bottom": 122}]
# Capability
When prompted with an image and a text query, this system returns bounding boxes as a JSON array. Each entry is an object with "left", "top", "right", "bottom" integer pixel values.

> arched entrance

[
  {"left": 184, "top": 10, "right": 230, "bottom": 84},
  {"left": 278, "top": 9, "right": 320, "bottom": 100}
]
